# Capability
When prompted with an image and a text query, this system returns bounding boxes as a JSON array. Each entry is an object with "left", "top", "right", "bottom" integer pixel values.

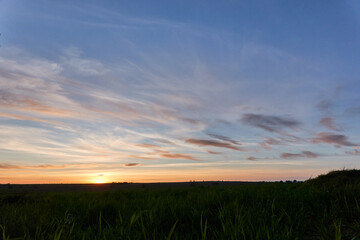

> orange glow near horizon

[{"left": 0, "top": 167, "right": 333, "bottom": 184}]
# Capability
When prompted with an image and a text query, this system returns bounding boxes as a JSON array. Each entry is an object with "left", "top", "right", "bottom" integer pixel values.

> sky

[{"left": 1, "top": 0, "right": 360, "bottom": 184}]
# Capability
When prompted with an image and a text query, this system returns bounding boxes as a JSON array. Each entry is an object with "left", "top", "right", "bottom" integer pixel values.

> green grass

[{"left": 1, "top": 170, "right": 360, "bottom": 239}]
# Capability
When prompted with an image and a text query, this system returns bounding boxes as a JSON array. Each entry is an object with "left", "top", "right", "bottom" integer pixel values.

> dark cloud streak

[
  {"left": 125, "top": 163, "right": 139, "bottom": 167},
  {"left": 206, "top": 133, "right": 241, "bottom": 145},
  {"left": 281, "top": 151, "right": 319, "bottom": 159},
  {"left": 312, "top": 132, "right": 357, "bottom": 147},
  {"left": 185, "top": 138, "right": 244, "bottom": 151},
  {"left": 241, "top": 113, "right": 300, "bottom": 132}
]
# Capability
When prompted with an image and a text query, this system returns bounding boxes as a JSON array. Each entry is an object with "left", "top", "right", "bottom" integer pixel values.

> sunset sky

[{"left": 1, "top": 1, "right": 360, "bottom": 183}]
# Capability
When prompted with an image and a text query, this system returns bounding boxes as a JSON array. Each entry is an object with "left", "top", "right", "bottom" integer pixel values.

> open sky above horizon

[{"left": 1, "top": 0, "right": 360, "bottom": 184}]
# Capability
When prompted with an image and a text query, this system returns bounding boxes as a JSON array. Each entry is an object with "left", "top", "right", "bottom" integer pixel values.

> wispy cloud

[
  {"left": 319, "top": 117, "right": 342, "bottom": 131},
  {"left": 264, "top": 138, "right": 283, "bottom": 145},
  {"left": 0, "top": 112, "right": 61, "bottom": 125},
  {"left": 259, "top": 137, "right": 285, "bottom": 149},
  {"left": 316, "top": 87, "right": 341, "bottom": 114},
  {"left": 311, "top": 132, "right": 358, "bottom": 147},
  {"left": 181, "top": 118, "right": 204, "bottom": 125},
  {"left": 0, "top": 90, "right": 71, "bottom": 117},
  {"left": 345, "top": 106, "right": 360, "bottom": 115},
  {"left": 206, "top": 133, "right": 241, "bottom": 145},
  {"left": 0, "top": 163, "right": 22, "bottom": 169},
  {"left": 241, "top": 114, "right": 300, "bottom": 133},
  {"left": 345, "top": 148, "right": 360, "bottom": 156},
  {"left": 125, "top": 163, "right": 140, "bottom": 167},
  {"left": 61, "top": 47, "right": 108, "bottom": 76},
  {"left": 135, "top": 143, "right": 160, "bottom": 149},
  {"left": 185, "top": 138, "right": 244, "bottom": 151},
  {"left": 0, "top": 163, "right": 97, "bottom": 169},
  {"left": 160, "top": 153, "right": 197, "bottom": 161},
  {"left": 317, "top": 99, "right": 334, "bottom": 113},
  {"left": 207, "top": 150, "right": 223, "bottom": 155},
  {"left": 281, "top": 151, "right": 319, "bottom": 159},
  {"left": 129, "top": 155, "right": 155, "bottom": 160}
]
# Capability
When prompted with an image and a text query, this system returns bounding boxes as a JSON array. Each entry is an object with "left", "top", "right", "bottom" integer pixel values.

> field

[{"left": 1, "top": 170, "right": 360, "bottom": 240}]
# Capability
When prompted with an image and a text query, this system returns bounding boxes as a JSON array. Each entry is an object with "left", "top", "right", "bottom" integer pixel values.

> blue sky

[{"left": 1, "top": 0, "right": 360, "bottom": 183}]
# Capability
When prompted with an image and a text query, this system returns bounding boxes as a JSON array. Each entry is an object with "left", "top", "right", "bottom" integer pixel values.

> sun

[
  {"left": 91, "top": 174, "right": 107, "bottom": 184},
  {"left": 93, "top": 179, "right": 105, "bottom": 184}
]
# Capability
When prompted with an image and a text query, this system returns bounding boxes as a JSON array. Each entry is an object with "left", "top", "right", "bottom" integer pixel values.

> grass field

[{"left": 1, "top": 170, "right": 360, "bottom": 240}]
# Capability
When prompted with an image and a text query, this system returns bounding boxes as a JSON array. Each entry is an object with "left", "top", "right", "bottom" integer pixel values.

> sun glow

[
  {"left": 93, "top": 179, "right": 105, "bottom": 184},
  {"left": 91, "top": 174, "right": 107, "bottom": 184}
]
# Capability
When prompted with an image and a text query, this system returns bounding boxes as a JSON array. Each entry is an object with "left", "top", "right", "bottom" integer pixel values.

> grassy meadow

[{"left": 1, "top": 170, "right": 360, "bottom": 240}]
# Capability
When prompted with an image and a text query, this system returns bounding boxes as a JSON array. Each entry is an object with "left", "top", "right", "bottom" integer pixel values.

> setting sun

[
  {"left": 2, "top": 1, "right": 360, "bottom": 239},
  {"left": 93, "top": 179, "right": 105, "bottom": 184},
  {"left": 91, "top": 174, "right": 107, "bottom": 184}
]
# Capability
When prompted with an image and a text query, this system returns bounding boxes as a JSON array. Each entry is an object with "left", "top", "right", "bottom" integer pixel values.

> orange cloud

[
  {"left": 0, "top": 163, "right": 97, "bottom": 169},
  {"left": 161, "top": 153, "right": 197, "bottom": 161},
  {"left": 0, "top": 112, "right": 60, "bottom": 125},
  {"left": 135, "top": 143, "right": 159, "bottom": 149},
  {"left": 0, "top": 91, "right": 71, "bottom": 117}
]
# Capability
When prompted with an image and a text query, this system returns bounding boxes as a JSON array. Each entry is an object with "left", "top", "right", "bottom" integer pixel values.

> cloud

[
  {"left": 0, "top": 90, "right": 71, "bottom": 117},
  {"left": 259, "top": 142, "right": 272, "bottom": 150},
  {"left": 259, "top": 135, "right": 304, "bottom": 149},
  {"left": 160, "top": 153, "right": 197, "bottom": 161},
  {"left": 125, "top": 163, "right": 140, "bottom": 167},
  {"left": 281, "top": 151, "right": 319, "bottom": 159},
  {"left": 346, "top": 106, "right": 360, "bottom": 115},
  {"left": 0, "top": 112, "right": 60, "bottom": 125},
  {"left": 247, "top": 156, "right": 256, "bottom": 161},
  {"left": 185, "top": 138, "right": 244, "bottom": 151},
  {"left": 301, "top": 151, "right": 319, "bottom": 158},
  {"left": 129, "top": 155, "right": 155, "bottom": 160},
  {"left": 316, "top": 87, "right": 341, "bottom": 113},
  {"left": 345, "top": 149, "right": 360, "bottom": 156},
  {"left": 259, "top": 137, "right": 285, "bottom": 150},
  {"left": 181, "top": 118, "right": 203, "bottom": 125},
  {"left": 33, "top": 164, "right": 68, "bottom": 169},
  {"left": 207, "top": 150, "right": 223, "bottom": 155},
  {"left": 319, "top": 117, "right": 342, "bottom": 131},
  {"left": 317, "top": 99, "right": 333, "bottom": 113},
  {"left": 206, "top": 133, "right": 241, "bottom": 145},
  {"left": 0, "top": 163, "right": 21, "bottom": 169},
  {"left": 280, "top": 153, "right": 303, "bottom": 159},
  {"left": 241, "top": 113, "right": 300, "bottom": 132},
  {"left": 135, "top": 143, "right": 159, "bottom": 149},
  {"left": 278, "top": 135, "right": 304, "bottom": 143},
  {"left": 0, "top": 163, "right": 96, "bottom": 169},
  {"left": 312, "top": 132, "right": 357, "bottom": 147},
  {"left": 61, "top": 47, "right": 108, "bottom": 76},
  {"left": 264, "top": 138, "right": 283, "bottom": 145},
  {"left": 153, "top": 139, "right": 175, "bottom": 145}
]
